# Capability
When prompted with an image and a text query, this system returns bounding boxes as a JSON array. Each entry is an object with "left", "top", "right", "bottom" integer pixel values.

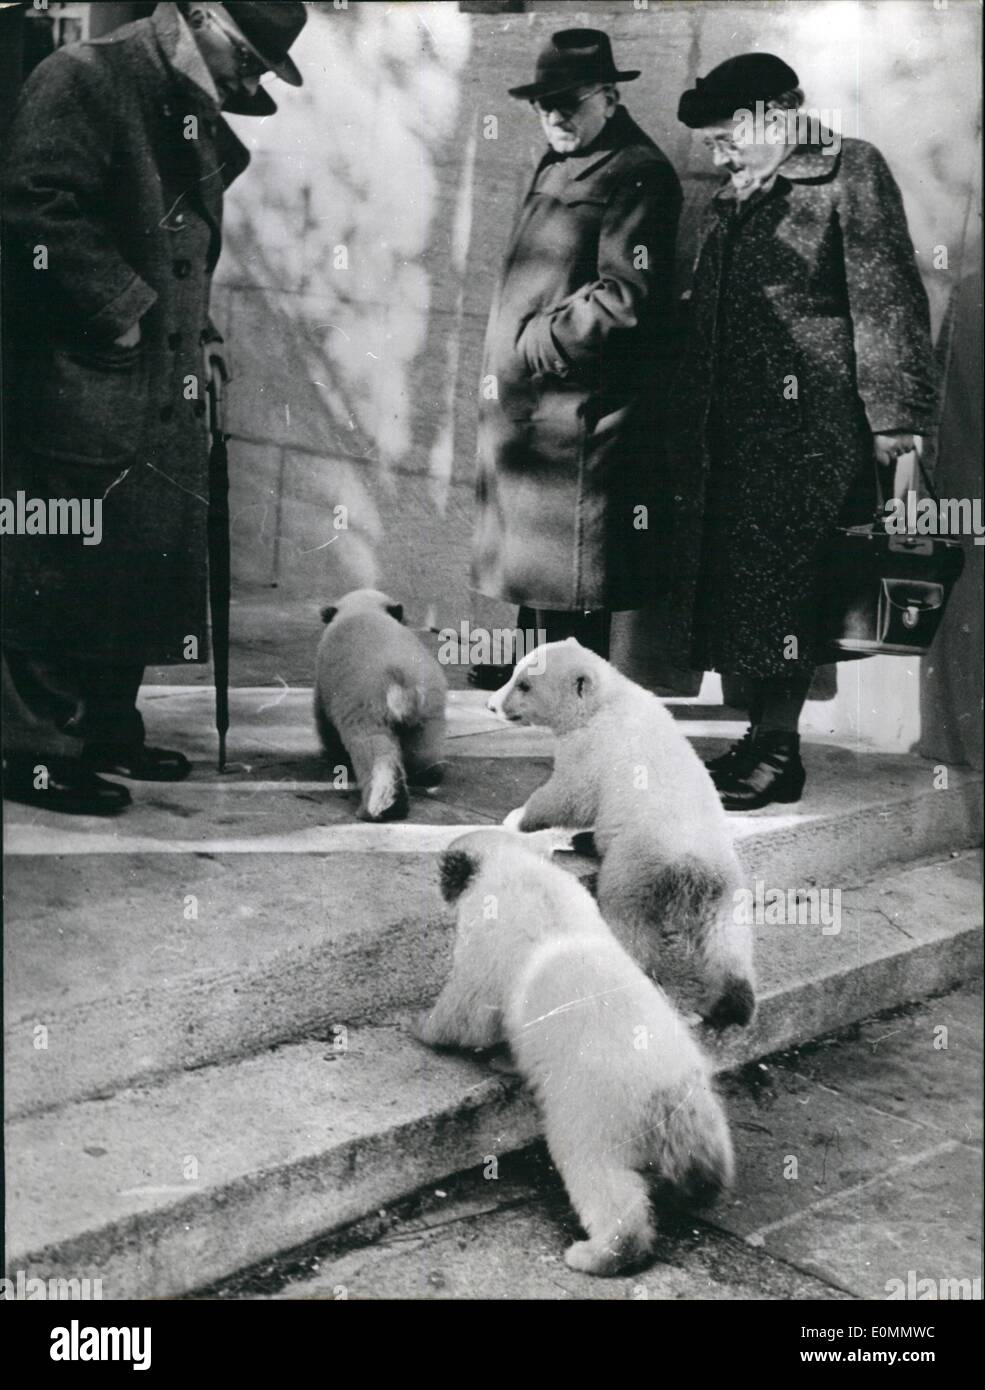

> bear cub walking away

[
  {"left": 314, "top": 589, "right": 447, "bottom": 821},
  {"left": 414, "top": 828, "right": 735, "bottom": 1276},
  {"left": 489, "top": 638, "right": 755, "bottom": 1028}
]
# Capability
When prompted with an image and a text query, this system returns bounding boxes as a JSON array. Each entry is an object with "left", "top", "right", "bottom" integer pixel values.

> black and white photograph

[{"left": 1, "top": 0, "right": 982, "bottom": 1328}]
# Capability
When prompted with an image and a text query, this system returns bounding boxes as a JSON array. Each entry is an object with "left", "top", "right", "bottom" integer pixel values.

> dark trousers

[
  {"left": 1, "top": 648, "right": 145, "bottom": 762},
  {"left": 516, "top": 606, "right": 611, "bottom": 660}
]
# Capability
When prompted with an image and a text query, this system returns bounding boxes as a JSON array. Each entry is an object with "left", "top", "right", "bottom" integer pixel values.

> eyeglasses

[
  {"left": 532, "top": 86, "right": 606, "bottom": 118},
  {"left": 703, "top": 134, "right": 742, "bottom": 156}
]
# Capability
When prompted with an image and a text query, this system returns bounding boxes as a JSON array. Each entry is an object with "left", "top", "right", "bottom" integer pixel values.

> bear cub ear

[
  {"left": 386, "top": 602, "right": 404, "bottom": 624},
  {"left": 439, "top": 849, "right": 478, "bottom": 902},
  {"left": 320, "top": 604, "right": 339, "bottom": 625}
]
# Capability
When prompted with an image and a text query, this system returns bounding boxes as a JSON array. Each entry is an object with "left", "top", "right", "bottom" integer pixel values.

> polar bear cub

[
  {"left": 488, "top": 639, "right": 755, "bottom": 1028},
  {"left": 314, "top": 589, "right": 447, "bottom": 821},
  {"left": 414, "top": 828, "right": 735, "bottom": 1276}
]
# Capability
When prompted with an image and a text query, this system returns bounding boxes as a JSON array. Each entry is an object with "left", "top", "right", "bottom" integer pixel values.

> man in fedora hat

[
  {"left": 469, "top": 28, "right": 681, "bottom": 684},
  {"left": 1, "top": 2, "right": 306, "bottom": 813}
]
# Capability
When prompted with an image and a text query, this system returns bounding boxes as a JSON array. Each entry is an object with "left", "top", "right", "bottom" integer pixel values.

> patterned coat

[
  {"left": 1, "top": 3, "right": 249, "bottom": 665},
  {"left": 658, "top": 137, "right": 938, "bottom": 678},
  {"left": 471, "top": 105, "right": 681, "bottom": 612}
]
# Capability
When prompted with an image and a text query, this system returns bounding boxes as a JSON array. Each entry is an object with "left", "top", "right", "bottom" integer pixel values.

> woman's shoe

[
  {"left": 718, "top": 731, "right": 806, "bottom": 811},
  {"left": 704, "top": 726, "right": 759, "bottom": 788}
]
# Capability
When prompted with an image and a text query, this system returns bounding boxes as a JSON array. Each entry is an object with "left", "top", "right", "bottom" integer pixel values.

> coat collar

[
  {"left": 710, "top": 134, "right": 843, "bottom": 220},
  {"left": 137, "top": 3, "right": 251, "bottom": 193},
  {"left": 534, "top": 104, "right": 655, "bottom": 184},
  {"left": 152, "top": 2, "right": 221, "bottom": 109}
]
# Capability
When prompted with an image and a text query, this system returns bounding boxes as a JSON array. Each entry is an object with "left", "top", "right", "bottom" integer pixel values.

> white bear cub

[
  {"left": 414, "top": 828, "right": 735, "bottom": 1276},
  {"left": 489, "top": 639, "right": 754, "bottom": 1028},
  {"left": 314, "top": 589, "right": 447, "bottom": 821}
]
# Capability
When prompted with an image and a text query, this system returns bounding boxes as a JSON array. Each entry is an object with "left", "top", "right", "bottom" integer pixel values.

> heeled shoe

[
  {"left": 718, "top": 731, "right": 806, "bottom": 811},
  {"left": 704, "top": 727, "right": 758, "bottom": 789}
]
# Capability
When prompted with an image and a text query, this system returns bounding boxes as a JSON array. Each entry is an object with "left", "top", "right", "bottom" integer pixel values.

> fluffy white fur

[
  {"left": 414, "top": 828, "right": 734, "bottom": 1275},
  {"left": 314, "top": 589, "right": 447, "bottom": 821},
  {"left": 488, "top": 639, "right": 755, "bottom": 1027}
]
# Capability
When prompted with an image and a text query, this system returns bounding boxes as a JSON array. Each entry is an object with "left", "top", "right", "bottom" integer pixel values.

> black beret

[{"left": 678, "top": 53, "right": 799, "bottom": 128}]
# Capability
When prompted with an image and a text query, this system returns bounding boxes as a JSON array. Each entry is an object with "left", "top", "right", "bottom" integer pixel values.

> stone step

[
  {"left": 6, "top": 852, "right": 981, "bottom": 1299},
  {"left": 5, "top": 719, "right": 982, "bottom": 1118}
]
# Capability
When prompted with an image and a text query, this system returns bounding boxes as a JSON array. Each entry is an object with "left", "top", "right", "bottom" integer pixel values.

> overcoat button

[
  {"left": 173, "top": 259, "right": 192, "bottom": 278},
  {"left": 160, "top": 405, "right": 174, "bottom": 422},
  {"left": 167, "top": 332, "right": 182, "bottom": 349}
]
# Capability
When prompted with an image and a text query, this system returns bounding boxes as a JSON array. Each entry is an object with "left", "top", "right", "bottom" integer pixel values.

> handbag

[{"left": 818, "top": 442, "right": 965, "bottom": 658}]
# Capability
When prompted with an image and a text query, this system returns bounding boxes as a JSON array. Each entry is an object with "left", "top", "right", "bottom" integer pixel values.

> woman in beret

[{"left": 661, "top": 54, "right": 937, "bottom": 809}]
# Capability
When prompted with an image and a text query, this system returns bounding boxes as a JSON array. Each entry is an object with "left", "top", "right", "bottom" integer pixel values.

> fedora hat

[
  {"left": 215, "top": 1, "right": 307, "bottom": 117},
  {"left": 677, "top": 53, "right": 799, "bottom": 128},
  {"left": 508, "top": 28, "right": 640, "bottom": 101}
]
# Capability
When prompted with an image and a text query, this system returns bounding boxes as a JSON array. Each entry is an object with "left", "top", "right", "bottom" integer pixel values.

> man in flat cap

[
  {"left": 469, "top": 28, "right": 681, "bottom": 683},
  {"left": 1, "top": 2, "right": 306, "bottom": 813}
]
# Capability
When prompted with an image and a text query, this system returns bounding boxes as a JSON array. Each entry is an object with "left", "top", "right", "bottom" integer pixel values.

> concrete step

[
  {"left": 7, "top": 851, "right": 981, "bottom": 1299},
  {"left": 256, "top": 980, "right": 982, "bottom": 1302},
  {"left": 4, "top": 689, "right": 982, "bottom": 1117}
]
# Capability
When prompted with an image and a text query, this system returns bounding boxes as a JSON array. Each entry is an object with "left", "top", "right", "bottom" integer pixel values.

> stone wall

[{"left": 215, "top": 0, "right": 982, "bottom": 745}]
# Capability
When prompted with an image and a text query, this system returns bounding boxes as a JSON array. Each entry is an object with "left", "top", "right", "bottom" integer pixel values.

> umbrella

[{"left": 206, "top": 354, "right": 231, "bottom": 772}]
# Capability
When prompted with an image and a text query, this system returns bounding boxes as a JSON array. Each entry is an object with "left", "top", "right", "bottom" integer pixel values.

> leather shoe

[
  {"left": 704, "top": 727, "right": 758, "bottom": 788},
  {"left": 3, "top": 755, "right": 132, "bottom": 815},
  {"left": 84, "top": 744, "right": 191, "bottom": 782},
  {"left": 718, "top": 731, "right": 806, "bottom": 811}
]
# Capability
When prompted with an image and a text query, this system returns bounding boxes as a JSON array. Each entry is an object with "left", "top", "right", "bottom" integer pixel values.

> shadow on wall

[
  {"left": 214, "top": 0, "right": 982, "bottom": 653},
  {"left": 216, "top": 1, "right": 474, "bottom": 613}
]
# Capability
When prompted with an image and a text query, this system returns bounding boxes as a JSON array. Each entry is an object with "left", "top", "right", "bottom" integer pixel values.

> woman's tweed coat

[
  {"left": 472, "top": 105, "right": 681, "bottom": 612},
  {"left": 659, "top": 136, "right": 938, "bottom": 678},
  {"left": 1, "top": 4, "right": 249, "bottom": 665}
]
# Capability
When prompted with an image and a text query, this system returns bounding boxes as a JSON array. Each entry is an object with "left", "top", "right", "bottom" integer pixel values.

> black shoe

[
  {"left": 718, "top": 731, "right": 806, "bottom": 812},
  {"left": 84, "top": 744, "right": 191, "bottom": 782},
  {"left": 3, "top": 755, "right": 132, "bottom": 815},
  {"left": 704, "top": 727, "right": 758, "bottom": 789},
  {"left": 467, "top": 663, "right": 515, "bottom": 691}
]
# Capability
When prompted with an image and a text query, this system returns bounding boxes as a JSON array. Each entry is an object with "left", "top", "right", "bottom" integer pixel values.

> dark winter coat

[
  {"left": 1, "top": 3, "right": 249, "bottom": 665},
  {"left": 471, "top": 105, "right": 681, "bottom": 612},
  {"left": 656, "top": 137, "right": 938, "bottom": 678}
]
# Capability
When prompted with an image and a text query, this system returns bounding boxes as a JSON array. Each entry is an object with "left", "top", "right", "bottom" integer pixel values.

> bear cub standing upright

[
  {"left": 414, "top": 828, "right": 735, "bottom": 1275},
  {"left": 489, "top": 639, "right": 755, "bottom": 1027},
  {"left": 314, "top": 589, "right": 447, "bottom": 821}
]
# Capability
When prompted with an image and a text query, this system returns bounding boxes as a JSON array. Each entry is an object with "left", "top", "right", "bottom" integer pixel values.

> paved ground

[{"left": 199, "top": 980, "right": 983, "bottom": 1301}]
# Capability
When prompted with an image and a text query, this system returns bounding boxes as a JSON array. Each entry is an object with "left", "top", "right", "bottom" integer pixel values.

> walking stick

[{"left": 206, "top": 353, "right": 231, "bottom": 772}]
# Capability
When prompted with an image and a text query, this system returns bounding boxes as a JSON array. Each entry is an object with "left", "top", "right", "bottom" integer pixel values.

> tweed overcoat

[
  {"left": 1, "top": 3, "right": 249, "bottom": 665},
  {"left": 471, "top": 105, "right": 681, "bottom": 612},
  {"left": 657, "top": 137, "right": 938, "bottom": 678}
]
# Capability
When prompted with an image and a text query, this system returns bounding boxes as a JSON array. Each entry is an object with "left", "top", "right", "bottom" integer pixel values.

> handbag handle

[{"left": 872, "top": 436, "right": 937, "bottom": 517}]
